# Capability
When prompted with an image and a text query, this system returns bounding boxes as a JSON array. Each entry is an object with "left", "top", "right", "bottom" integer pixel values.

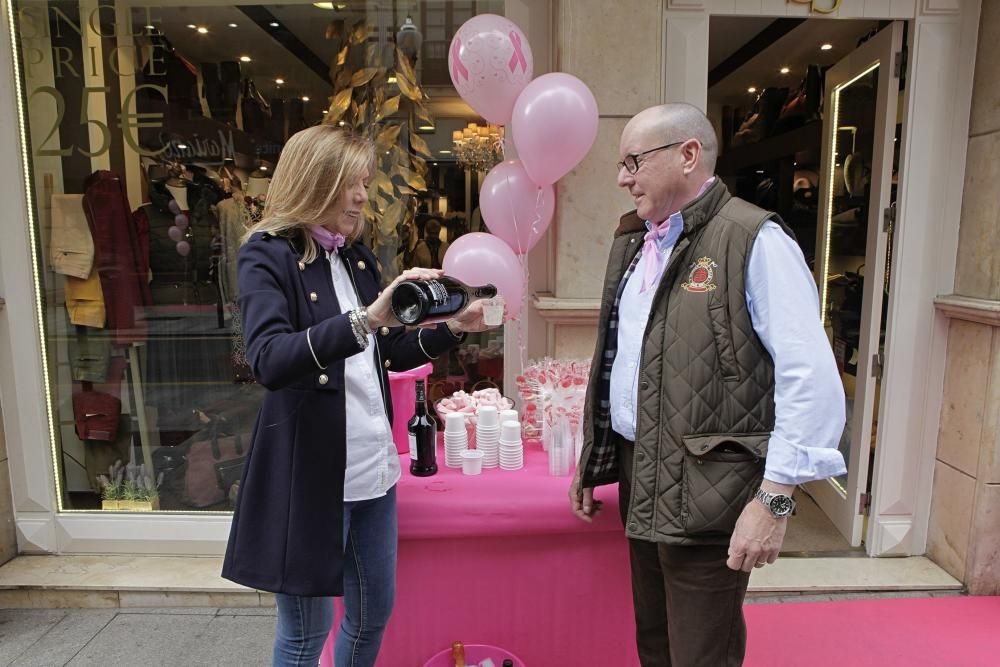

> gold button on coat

[
  {"left": 298, "top": 261, "right": 306, "bottom": 271},
  {"left": 358, "top": 260, "right": 367, "bottom": 270},
  {"left": 309, "top": 291, "right": 318, "bottom": 302},
  {"left": 380, "top": 327, "right": 390, "bottom": 336},
  {"left": 318, "top": 374, "right": 329, "bottom": 385},
  {"left": 384, "top": 359, "right": 391, "bottom": 369}
]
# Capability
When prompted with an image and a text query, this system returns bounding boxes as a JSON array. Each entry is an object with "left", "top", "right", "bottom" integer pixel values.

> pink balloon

[
  {"left": 168, "top": 225, "right": 183, "bottom": 242},
  {"left": 175, "top": 214, "right": 189, "bottom": 230},
  {"left": 480, "top": 160, "right": 554, "bottom": 255},
  {"left": 176, "top": 241, "right": 191, "bottom": 257},
  {"left": 443, "top": 233, "right": 524, "bottom": 319},
  {"left": 511, "top": 73, "right": 599, "bottom": 187},
  {"left": 448, "top": 14, "right": 533, "bottom": 125}
]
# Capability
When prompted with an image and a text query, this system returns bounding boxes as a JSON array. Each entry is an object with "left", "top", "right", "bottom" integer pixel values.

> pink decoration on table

[
  {"left": 442, "top": 232, "right": 524, "bottom": 318},
  {"left": 516, "top": 358, "right": 590, "bottom": 444},
  {"left": 448, "top": 14, "right": 533, "bottom": 125},
  {"left": 511, "top": 72, "right": 599, "bottom": 187},
  {"left": 480, "top": 160, "right": 554, "bottom": 255}
]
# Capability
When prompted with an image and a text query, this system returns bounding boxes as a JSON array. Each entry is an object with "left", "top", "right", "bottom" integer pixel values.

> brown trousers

[{"left": 617, "top": 435, "right": 751, "bottom": 667}]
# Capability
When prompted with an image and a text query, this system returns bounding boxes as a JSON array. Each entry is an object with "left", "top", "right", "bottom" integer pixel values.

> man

[{"left": 570, "top": 104, "right": 846, "bottom": 666}]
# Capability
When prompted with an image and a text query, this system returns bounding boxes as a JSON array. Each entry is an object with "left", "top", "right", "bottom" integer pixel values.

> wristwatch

[{"left": 754, "top": 487, "right": 796, "bottom": 518}]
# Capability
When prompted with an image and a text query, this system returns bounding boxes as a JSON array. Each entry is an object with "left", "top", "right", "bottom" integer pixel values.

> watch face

[{"left": 769, "top": 495, "right": 794, "bottom": 517}]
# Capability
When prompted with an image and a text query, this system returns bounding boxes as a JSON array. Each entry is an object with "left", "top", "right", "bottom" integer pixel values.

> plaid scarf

[{"left": 586, "top": 247, "right": 645, "bottom": 481}]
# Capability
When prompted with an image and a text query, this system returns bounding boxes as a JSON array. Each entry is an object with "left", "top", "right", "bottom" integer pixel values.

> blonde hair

[{"left": 244, "top": 125, "right": 376, "bottom": 264}]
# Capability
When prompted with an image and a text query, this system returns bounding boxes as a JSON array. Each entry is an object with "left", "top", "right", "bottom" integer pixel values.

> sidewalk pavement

[{"left": 0, "top": 591, "right": 964, "bottom": 667}]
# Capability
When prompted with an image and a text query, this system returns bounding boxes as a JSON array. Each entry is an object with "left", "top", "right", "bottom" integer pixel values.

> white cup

[
  {"left": 460, "top": 449, "right": 484, "bottom": 475},
  {"left": 500, "top": 420, "right": 522, "bottom": 442},
  {"left": 482, "top": 296, "right": 505, "bottom": 327},
  {"left": 445, "top": 412, "right": 467, "bottom": 434},
  {"left": 499, "top": 409, "right": 518, "bottom": 425},
  {"left": 478, "top": 405, "right": 499, "bottom": 428}
]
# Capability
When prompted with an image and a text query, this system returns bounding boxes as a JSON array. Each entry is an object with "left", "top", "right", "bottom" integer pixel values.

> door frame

[
  {"left": 662, "top": 0, "right": 982, "bottom": 556},
  {"left": 807, "top": 21, "right": 902, "bottom": 546}
]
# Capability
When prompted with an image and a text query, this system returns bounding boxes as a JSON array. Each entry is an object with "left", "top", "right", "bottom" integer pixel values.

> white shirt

[
  {"left": 327, "top": 251, "right": 400, "bottom": 501},
  {"left": 609, "top": 220, "right": 847, "bottom": 486}
]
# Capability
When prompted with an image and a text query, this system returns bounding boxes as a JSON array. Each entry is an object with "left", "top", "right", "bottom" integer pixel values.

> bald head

[{"left": 626, "top": 104, "right": 718, "bottom": 176}]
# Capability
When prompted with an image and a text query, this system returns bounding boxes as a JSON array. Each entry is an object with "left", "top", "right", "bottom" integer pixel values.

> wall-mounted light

[
  {"left": 275, "top": 78, "right": 285, "bottom": 85},
  {"left": 747, "top": 87, "right": 757, "bottom": 94},
  {"left": 240, "top": 56, "right": 252, "bottom": 63},
  {"left": 197, "top": 27, "right": 209, "bottom": 34},
  {"left": 418, "top": 125, "right": 435, "bottom": 131},
  {"left": 187, "top": 24, "right": 196, "bottom": 29},
  {"left": 821, "top": 43, "right": 833, "bottom": 51},
  {"left": 780, "top": 67, "right": 790, "bottom": 74},
  {"left": 302, "top": 96, "right": 310, "bottom": 102}
]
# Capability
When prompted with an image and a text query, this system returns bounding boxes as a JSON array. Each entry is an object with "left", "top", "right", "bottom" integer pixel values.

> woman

[
  {"left": 412, "top": 216, "right": 449, "bottom": 269},
  {"left": 222, "top": 126, "right": 494, "bottom": 666}
]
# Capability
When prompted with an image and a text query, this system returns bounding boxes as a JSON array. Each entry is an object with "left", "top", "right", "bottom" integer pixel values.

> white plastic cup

[
  {"left": 500, "top": 420, "right": 521, "bottom": 443},
  {"left": 499, "top": 409, "right": 519, "bottom": 425},
  {"left": 445, "top": 412, "right": 467, "bottom": 434},
  {"left": 477, "top": 405, "right": 499, "bottom": 428},
  {"left": 482, "top": 296, "right": 505, "bottom": 327},
  {"left": 461, "top": 449, "right": 484, "bottom": 475}
]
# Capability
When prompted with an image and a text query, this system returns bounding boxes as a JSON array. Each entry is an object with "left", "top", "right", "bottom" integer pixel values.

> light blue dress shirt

[{"left": 609, "top": 218, "right": 847, "bottom": 486}]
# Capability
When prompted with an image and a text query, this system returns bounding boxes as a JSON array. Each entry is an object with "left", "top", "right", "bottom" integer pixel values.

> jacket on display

[{"left": 222, "top": 232, "right": 463, "bottom": 596}]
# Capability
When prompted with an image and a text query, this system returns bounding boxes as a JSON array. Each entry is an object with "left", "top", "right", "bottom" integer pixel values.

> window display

[{"left": 12, "top": 0, "right": 502, "bottom": 512}]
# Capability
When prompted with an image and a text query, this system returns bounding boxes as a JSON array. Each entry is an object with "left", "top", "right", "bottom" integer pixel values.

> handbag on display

[
  {"left": 184, "top": 416, "right": 247, "bottom": 508},
  {"left": 731, "top": 87, "right": 788, "bottom": 146},
  {"left": 774, "top": 65, "right": 823, "bottom": 134}
]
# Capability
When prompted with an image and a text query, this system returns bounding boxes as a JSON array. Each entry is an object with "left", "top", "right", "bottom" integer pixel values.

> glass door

[{"left": 806, "top": 22, "right": 902, "bottom": 546}]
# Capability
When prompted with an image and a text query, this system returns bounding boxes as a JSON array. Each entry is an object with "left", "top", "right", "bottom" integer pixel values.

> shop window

[{"left": 11, "top": 0, "right": 502, "bottom": 512}]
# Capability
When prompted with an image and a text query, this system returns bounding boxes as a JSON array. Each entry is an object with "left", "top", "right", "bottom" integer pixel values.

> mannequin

[
  {"left": 245, "top": 172, "right": 270, "bottom": 198},
  {"left": 164, "top": 179, "right": 189, "bottom": 211}
]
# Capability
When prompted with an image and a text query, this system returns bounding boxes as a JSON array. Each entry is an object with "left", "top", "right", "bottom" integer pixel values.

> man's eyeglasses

[{"left": 616, "top": 141, "right": 685, "bottom": 175}]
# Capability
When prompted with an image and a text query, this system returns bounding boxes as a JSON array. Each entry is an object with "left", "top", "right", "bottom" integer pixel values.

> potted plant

[
  {"left": 97, "top": 460, "right": 124, "bottom": 510},
  {"left": 123, "top": 463, "right": 162, "bottom": 512}
]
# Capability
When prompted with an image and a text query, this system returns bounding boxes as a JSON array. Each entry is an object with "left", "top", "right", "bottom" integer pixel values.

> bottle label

[
  {"left": 408, "top": 433, "right": 417, "bottom": 460},
  {"left": 427, "top": 280, "right": 449, "bottom": 306}
]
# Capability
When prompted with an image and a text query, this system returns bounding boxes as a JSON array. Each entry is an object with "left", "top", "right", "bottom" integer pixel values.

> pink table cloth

[{"left": 322, "top": 445, "right": 640, "bottom": 666}]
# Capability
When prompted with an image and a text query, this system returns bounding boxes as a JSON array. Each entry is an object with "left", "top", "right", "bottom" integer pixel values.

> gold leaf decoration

[
  {"left": 397, "top": 166, "right": 426, "bottom": 191},
  {"left": 408, "top": 130, "right": 432, "bottom": 158},
  {"left": 350, "top": 21, "right": 369, "bottom": 45},
  {"left": 395, "top": 48, "right": 417, "bottom": 87},
  {"left": 375, "top": 124, "right": 402, "bottom": 152},
  {"left": 336, "top": 45, "right": 349, "bottom": 66},
  {"left": 414, "top": 103, "right": 434, "bottom": 129},
  {"left": 379, "top": 200, "right": 405, "bottom": 237},
  {"left": 396, "top": 73, "right": 423, "bottom": 101},
  {"left": 351, "top": 68, "right": 378, "bottom": 87},
  {"left": 335, "top": 69, "right": 353, "bottom": 90},
  {"left": 377, "top": 95, "right": 401, "bottom": 121},
  {"left": 327, "top": 88, "right": 352, "bottom": 122},
  {"left": 411, "top": 154, "right": 427, "bottom": 177},
  {"left": 374, "top": 171, "right": 394, "bottom": 196}
]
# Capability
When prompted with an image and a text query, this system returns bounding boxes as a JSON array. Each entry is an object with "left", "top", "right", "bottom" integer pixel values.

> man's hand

[
  {"left": 569, "top": 471, "right": 603, "bottom": 523},
  {"left": 726, "top": 481, "right": 794, "bottom": 572}
]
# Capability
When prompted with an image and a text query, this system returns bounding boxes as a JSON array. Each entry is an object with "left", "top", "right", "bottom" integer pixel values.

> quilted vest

[{"left": 582, "top": 179, "right": 793, "bottom": 546}]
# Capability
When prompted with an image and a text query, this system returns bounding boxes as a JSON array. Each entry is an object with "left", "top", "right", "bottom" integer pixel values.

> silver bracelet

[
  {"left": 305, "top": 327, "right": 327, "bottom": 369},
  {"left": 347, "top": 309, "right": 369, "bottom": 350},
  {"left": 417, "top": 327, "right": 438, "bottom": 360},
  {"left": 356, "top": 306, "right": 373, "bottom": 336}
]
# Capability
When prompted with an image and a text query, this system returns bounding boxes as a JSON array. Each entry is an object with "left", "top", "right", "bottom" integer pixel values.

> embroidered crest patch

[{"left": 682, "top": 257, "right": 718, "bottom": 293}]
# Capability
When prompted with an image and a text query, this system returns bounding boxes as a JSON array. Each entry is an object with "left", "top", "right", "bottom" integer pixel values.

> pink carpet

[{"left": 745, "top": 596, "right": 1000, "bottom": 666}]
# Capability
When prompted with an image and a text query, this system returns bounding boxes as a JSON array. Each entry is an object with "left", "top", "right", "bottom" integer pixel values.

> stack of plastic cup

[
  {"left": 548, "top": 416, "right": 573, "bottom": 476},
  {"left": 476, "top": 405, "right": 500, "bottom": 468},
  {"left": 499, "top": 409, "right": 519, "bottom": 438},
  {"left": 499, "top": 420, "right": 524, "bottom": 471},
  {"left": 443, "top": 412, "right": 468, "bottom": 468}
]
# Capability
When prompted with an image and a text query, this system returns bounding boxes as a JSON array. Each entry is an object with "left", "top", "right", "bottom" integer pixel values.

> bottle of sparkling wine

[
  {"left": 408, "top": 379, "right": 437, "bottom": 477},
  {"left": 390, "top": 276, "right": 497, "bottom": 326}
]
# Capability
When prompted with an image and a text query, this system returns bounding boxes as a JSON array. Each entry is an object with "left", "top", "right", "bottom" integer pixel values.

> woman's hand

[
  {"left": 446, "top": 299, "right": 503, "bottom": 334},
  {"left": 367, "top": 267, "right": 444, "bottom": 329}
]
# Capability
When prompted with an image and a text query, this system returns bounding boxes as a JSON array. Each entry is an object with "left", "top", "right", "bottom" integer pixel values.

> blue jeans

[{"left": 272, "top": 486, "right": 398, "bottom": 667}]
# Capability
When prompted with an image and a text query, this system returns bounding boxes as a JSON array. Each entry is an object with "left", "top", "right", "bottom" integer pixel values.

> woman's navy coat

[{"left": 222, "top": 232, "right": 460, "bottom": 596}]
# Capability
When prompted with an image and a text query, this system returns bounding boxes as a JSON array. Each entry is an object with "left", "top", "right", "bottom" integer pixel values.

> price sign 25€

[{"left": 29, "top": 83, "right": 167, "bottom": 157}]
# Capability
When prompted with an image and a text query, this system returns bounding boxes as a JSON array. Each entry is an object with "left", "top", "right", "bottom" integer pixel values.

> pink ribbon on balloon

[
  {"left": 508, "top": 31, "right": 527, "bottom": 74},
  {"left": 451, "top": 38, "right": 469, "bottom": 82}
]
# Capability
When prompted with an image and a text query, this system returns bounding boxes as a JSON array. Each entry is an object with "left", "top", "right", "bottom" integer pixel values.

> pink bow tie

[
  {"left": 310, "top": 226, "right": 346, "bottom": 253},
  {"left": 640, "top": 220, "right": 676, "bottom": 293}
]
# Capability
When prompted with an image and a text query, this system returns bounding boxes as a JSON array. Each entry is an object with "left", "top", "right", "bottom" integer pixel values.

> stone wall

[{"left": 928, "top": 0, "right": 1000, "bottom": 595}]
